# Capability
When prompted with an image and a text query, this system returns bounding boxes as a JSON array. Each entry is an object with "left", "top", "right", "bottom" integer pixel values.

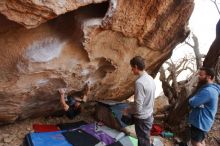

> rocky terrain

[{"left": 0, "top": 101, "right": 176, "bottom": 146}]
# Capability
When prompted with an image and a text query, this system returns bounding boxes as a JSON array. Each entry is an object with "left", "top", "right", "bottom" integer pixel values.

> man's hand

[
  {"left": 74, "top": 102, "right": 81, "bottom": 110},
  {"left": 58, "top": 88, "right": 66, "bottom": 95},
  {"left": 123, "top": 108, "right": 129, "bottom": 116},
  {"left": 63, "top": 104, "right": 69, "bottom": 111}
]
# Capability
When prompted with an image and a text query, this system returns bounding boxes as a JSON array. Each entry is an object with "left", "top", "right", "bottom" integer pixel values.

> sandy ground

[
  {"left": 0, "top": 103, "right": 175, "bottom": 146},
  {"left": 0, "top": 105, "right": 96, "bottom": 146}
]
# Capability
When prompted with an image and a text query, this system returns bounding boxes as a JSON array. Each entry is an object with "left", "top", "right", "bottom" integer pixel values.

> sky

[
  {"left": 154, "top": 0, "right": 220, "bottom": 97},
  {"left": 189, "top": 0, "right": 219, "bottom": 54},
  {"left": 172, "top": 0, "right": 219, "bottom": 60}
]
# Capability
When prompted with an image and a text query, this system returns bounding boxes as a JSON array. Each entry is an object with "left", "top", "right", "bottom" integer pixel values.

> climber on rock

[{"left": 58, "top": 88, "right": 82, "bottom": 119}]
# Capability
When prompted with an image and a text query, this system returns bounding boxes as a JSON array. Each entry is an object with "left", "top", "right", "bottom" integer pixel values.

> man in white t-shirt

[{"left": 124, "top": 56, "right": 156, "bottom": 146}]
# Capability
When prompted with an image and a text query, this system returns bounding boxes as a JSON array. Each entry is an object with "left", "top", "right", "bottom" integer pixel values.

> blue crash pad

[{"left": 26, "top": 131, "right": 72, "bottom": 146}]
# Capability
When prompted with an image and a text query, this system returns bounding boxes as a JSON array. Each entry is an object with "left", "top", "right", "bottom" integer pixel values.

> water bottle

[{"left": 161, "top": 131, "right": 174, "bottom": 138}]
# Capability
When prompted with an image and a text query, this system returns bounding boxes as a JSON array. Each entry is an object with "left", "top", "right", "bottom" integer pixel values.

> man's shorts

[{"left": 190, "top": 125, "right": 206, "bottom": 142}]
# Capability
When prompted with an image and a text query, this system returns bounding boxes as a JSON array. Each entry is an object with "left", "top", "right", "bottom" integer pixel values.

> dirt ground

[
  {"left": 0, "top": 103, "right": 175, "bottom": 146},
  {"left": 0, "top": 105, "right": 96, "bottom": 146}
]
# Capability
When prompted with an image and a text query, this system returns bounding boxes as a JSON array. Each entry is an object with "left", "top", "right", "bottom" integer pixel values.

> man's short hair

[
  {"left": 130, "top": 56, "right": 145, "bottom": 71},
  {"left": 200, "top": 67, "right": 215, "bottom": 80}
]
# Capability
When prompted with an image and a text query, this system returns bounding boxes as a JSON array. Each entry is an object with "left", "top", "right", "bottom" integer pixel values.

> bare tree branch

[
  {"left": 185, "top": 40, "right": 194, "bottom": 48},
  {"left": 215, "top": 56, "right": 220, "bottom": 84},
  {"left": 159, "top": 54, "right": 196, "bottom": 106},
  {"left": 176, "top": 57, "right": 187, "bottom": 71},
  {"left": 186, "top": 67, "right": 195, "bottom": 73},
  {"left": 210, "top": 0, "right": 220, "bottom": 14},
  {"left": 184, "top": 32, "right": 203, "bottom": 69}
]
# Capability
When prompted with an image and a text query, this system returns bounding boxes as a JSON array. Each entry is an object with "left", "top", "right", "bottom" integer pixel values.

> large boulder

[{"left": 0, "top": 0, "right": 194, "bottom": 124}]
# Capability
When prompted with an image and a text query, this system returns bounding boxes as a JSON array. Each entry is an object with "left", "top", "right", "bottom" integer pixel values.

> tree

[
  {"left": 159, "top": 55, "right": 196, "bottom": 105},
  {"left": 159, "top": 2, "right": 220, "bottom": 143},
  {"left": 210, "top": 0, "right": 220, "bottom": 14},
  {"left": 160, "top": 18, "right": 220, "bottom": 145},
  {"left": 185, "top": 33, "right": 204, "bottom": 69},
  {"left": 202, "top": 19, "right": 220, "bottom": 146},
  {"left": 159, "top": 55, "right": 199, "bottom": 140}
]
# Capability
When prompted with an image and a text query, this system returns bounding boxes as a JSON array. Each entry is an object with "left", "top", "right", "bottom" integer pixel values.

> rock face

[
  {"left": 0, "top": 0, "right": 108, "bottom": 28},
  {"left": 0, "top": 0, "right": 194, "bottom": 124}
]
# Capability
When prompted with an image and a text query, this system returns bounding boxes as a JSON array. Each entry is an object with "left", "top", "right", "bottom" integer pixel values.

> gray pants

[{"left": 134, "top": 116, "right": 153, "bottom": 146}]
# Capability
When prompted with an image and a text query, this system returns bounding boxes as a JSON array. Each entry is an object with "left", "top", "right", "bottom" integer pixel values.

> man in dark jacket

[{"left": 58, "top": 88, "right": 81, "bottom": 119}]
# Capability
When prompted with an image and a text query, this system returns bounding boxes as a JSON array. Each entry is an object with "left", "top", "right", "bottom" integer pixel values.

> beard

[{"left": 198, "top": 78, "right": 208, "bottom": 86}]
